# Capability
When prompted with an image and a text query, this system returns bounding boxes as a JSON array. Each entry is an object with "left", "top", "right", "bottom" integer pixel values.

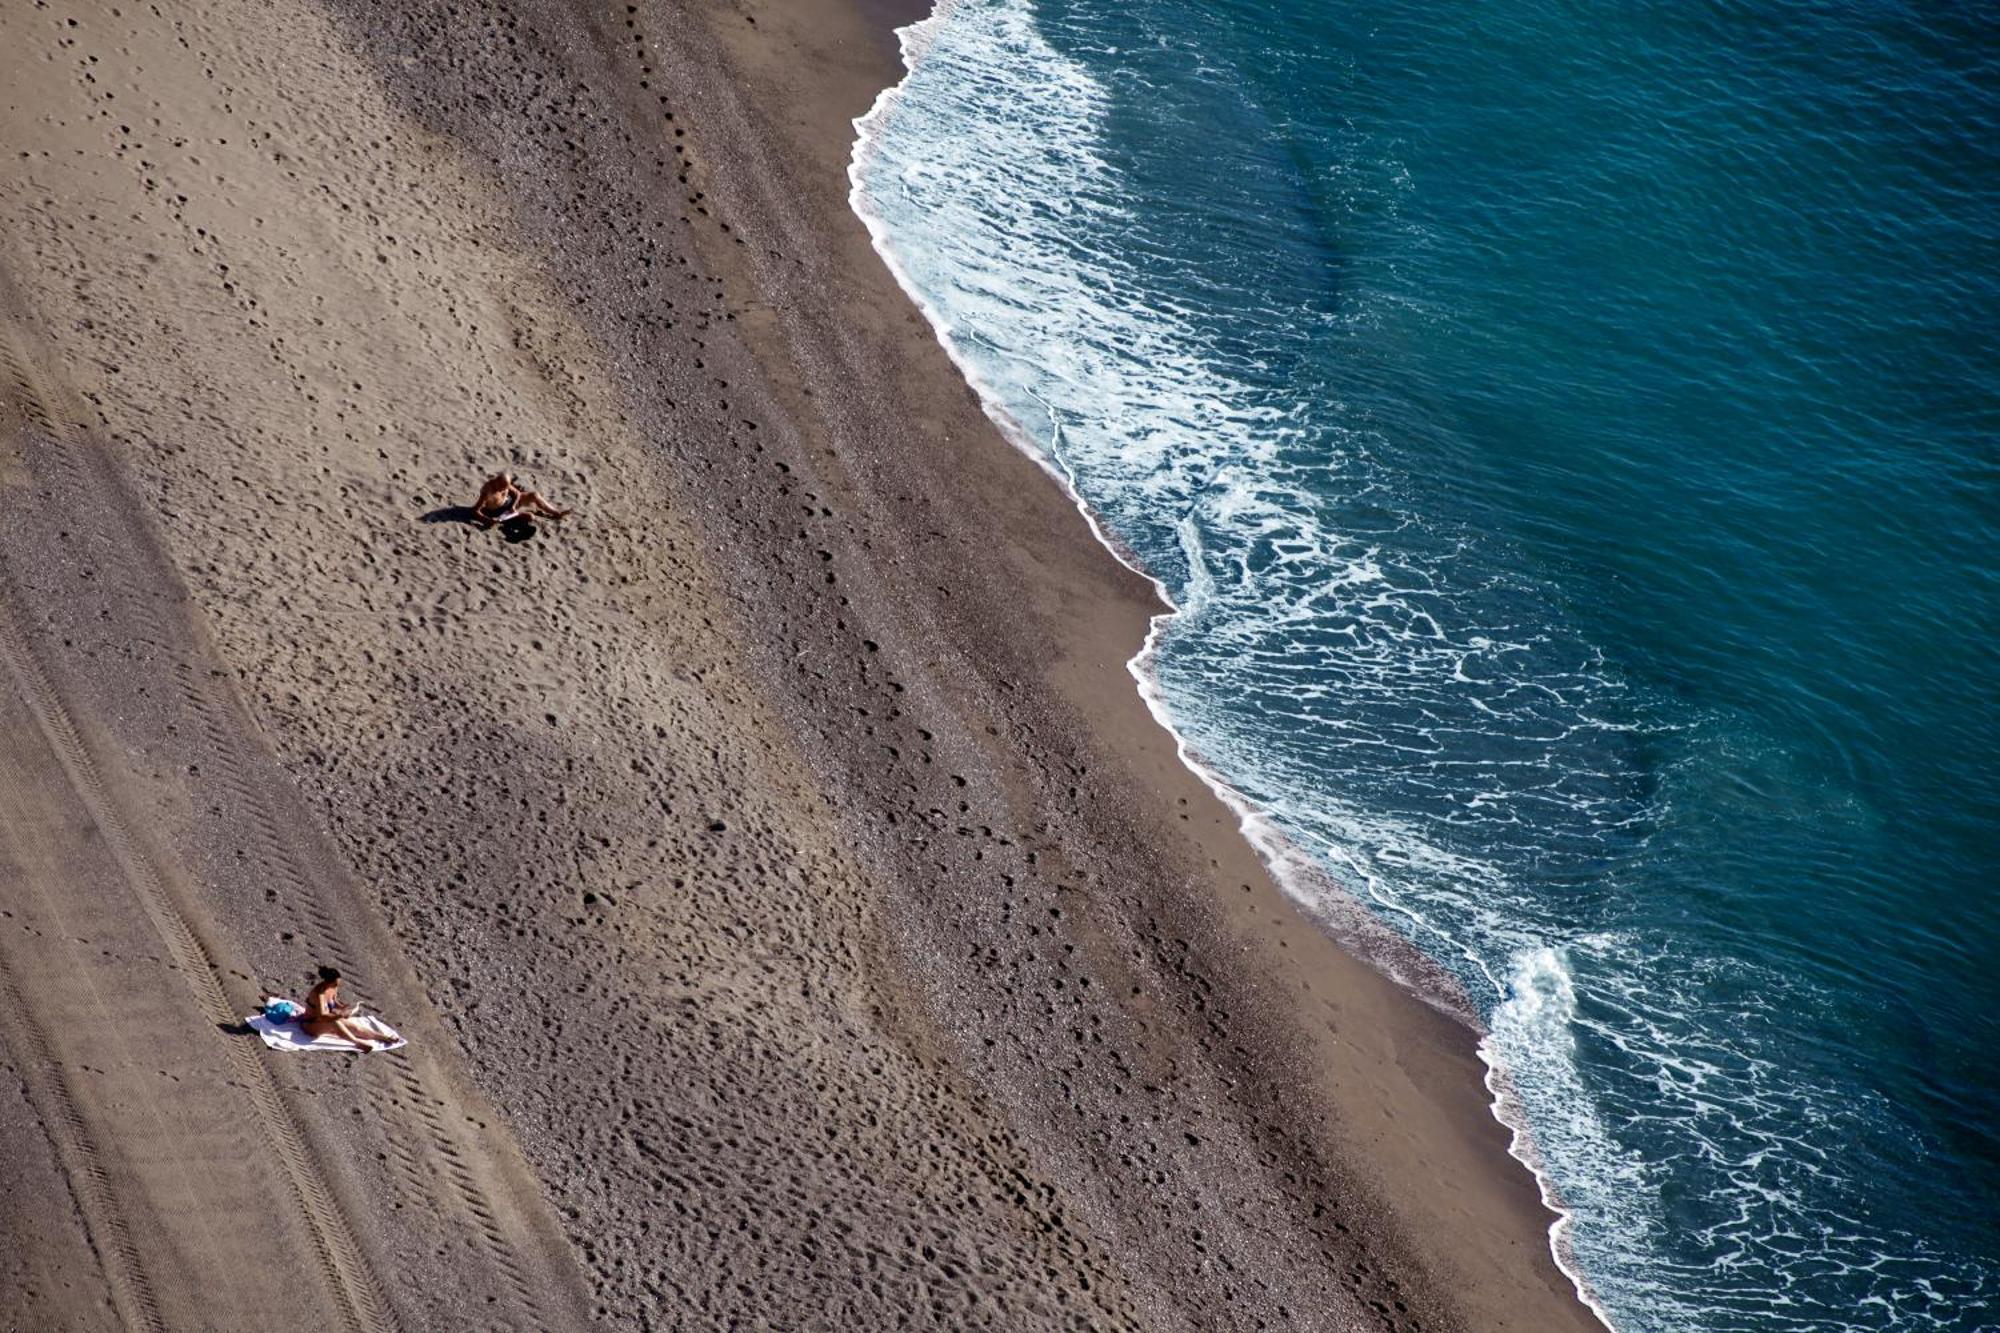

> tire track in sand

[
  {"left": 0, "top": 294, "right": 396, "bottom": 1333},
  {"left": 0, "top": 269, "right": 580, "bottom": 1331},
  {"left": 0, "top": 955, "right": 163, "bottom": 1333},
  {"left": 0, "top": 536, "right": 399, "bottom": 1333}
]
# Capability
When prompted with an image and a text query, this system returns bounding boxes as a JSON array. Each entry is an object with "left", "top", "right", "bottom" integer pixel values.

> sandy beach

[{"left": 0, "top": 0, "right": 1599, "bottom": 1329}]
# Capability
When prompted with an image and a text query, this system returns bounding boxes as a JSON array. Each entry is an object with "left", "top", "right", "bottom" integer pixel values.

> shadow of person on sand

[
  {"left": 217, "top": 1019, "right": 257, "bottom": 1037},
  {"left": 420, "top": 506, "right": 542, "bottom": 543}
]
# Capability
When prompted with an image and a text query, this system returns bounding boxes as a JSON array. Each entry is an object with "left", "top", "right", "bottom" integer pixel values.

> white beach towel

[{"left": 248, "top": 998, "right": 407, "bottom": 1053}]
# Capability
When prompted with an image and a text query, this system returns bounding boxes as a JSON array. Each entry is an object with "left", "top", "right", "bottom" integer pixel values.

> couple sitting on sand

[{"left": 472, "top": 472, "right": 571, "bottom": 530}]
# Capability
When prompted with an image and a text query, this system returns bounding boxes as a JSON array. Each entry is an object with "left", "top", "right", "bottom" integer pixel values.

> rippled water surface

[{"left": 852, "top": 2, "right": 2000, "bottom": 1327}]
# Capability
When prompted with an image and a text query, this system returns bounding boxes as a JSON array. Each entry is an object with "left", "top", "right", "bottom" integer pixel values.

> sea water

[{"left": 850, "top": 2, "right": 1999, "bottom": 1328}]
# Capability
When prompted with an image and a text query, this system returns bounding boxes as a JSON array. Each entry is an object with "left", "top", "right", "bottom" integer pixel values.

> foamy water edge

[{"left": 845, "top": 5, "right": 1615, "bottom": 1327}]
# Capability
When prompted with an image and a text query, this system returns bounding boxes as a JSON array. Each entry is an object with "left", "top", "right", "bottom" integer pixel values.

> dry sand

[{"left": 0, "top": 0, "right": 1601, "bottom": 1329}]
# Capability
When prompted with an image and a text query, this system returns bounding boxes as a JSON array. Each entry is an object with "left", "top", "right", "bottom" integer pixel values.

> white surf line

[
  {"left": 846, "top": 5, "right": 1616, "bottom": 1327},
  {"left": 1482, "top": 1017, "right": 1618, "bottom": 1329}
]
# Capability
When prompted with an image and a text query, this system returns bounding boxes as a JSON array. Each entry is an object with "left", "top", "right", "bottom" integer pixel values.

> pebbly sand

[{"left": 0, "top": 0, "right": 1601, "bottom": 1329}]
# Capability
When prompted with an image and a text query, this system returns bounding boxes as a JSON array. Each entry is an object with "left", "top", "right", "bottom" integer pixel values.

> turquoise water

[{"left": 851, "top": 1, "right": 1999, "bottom": 1328}]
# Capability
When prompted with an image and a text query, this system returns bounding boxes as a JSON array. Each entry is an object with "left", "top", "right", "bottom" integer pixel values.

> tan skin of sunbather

[
  {"left": 472, "top": 472, "right": 570, "bottom": 528},
  {"left": 303, "top": 967, "right": 389, "bottom": 1051}
]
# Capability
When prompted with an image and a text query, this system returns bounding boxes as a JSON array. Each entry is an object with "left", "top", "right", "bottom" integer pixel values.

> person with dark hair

[{"left": 301, "top": 966, "right": 390, "bottom": 1051}]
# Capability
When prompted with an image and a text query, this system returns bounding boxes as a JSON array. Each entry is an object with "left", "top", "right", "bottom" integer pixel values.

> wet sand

[{"left": 0, "top": 0, "right": 1599, "bottom": 1328}]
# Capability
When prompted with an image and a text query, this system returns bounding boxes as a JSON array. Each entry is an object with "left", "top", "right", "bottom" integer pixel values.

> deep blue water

[{"left": 851, "top": 1, "right": 2000, "bottom": 1327}]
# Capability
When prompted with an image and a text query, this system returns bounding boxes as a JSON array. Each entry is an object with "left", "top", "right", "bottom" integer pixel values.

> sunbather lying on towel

[{"left": 303, "top": 966, "right": 394, "bottom": 1051}]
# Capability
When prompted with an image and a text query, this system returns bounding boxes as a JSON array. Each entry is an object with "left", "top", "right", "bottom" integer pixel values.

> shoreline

[
  {"left": 847, "top": 5, "right": 1610, "bottom": 1324},
  {"left": 0, "top": 0, "right": 1605, "bottom": 1326},
  {"left": 848, "top": 1, "right": 1488, "bottom": 1034}
]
